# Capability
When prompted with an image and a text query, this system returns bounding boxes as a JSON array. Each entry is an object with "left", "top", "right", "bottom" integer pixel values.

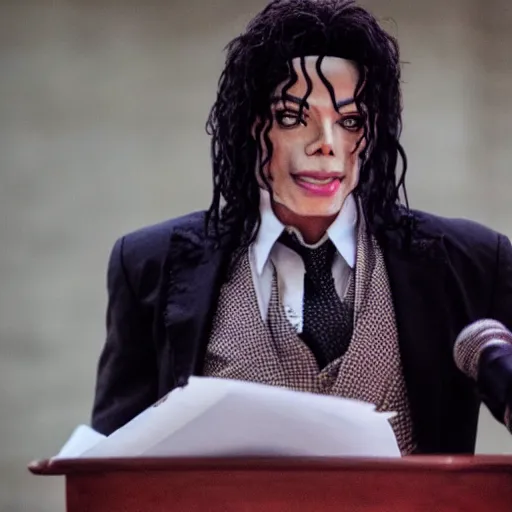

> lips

[
  {"left": 291, "top": 172, "right": 343, "bottom": 197},
  {"left": 294, "top": 175, "right": 340, "bottom": 185},
  {"left": 292, "top": 171, "right": 343, "bottom": 185},
  {"left": 293, "top": 170, "right": 343, "bottom": 179}
]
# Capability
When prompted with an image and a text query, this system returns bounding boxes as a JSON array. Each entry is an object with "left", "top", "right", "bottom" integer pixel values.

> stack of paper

[{"left": 54, "top": 377, "right": 400, "bottom": 459}]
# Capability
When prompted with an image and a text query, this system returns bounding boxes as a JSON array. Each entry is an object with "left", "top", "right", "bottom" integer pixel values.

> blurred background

[{"left": 0, "top": 0, "right": 511, "bottom": 510}]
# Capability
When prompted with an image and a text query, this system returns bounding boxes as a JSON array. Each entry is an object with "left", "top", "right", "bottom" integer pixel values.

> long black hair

[{"left": 205, "top": 0, "right": 411, "bottom": 252}]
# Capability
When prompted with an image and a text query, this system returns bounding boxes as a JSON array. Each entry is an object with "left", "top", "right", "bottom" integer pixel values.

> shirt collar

[
  {"left": 252, "top": 189, "right": 285, "bottom": 275},
  {"left": 326, "top": 193, "right": 358, "bottom": 268},
  {"left": 252, "top": 189, "right": 358, "bottom": 275}
]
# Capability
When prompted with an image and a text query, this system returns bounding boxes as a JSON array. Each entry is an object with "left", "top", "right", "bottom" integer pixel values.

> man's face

[{"left": 258, "top": 56, "right": 365, "bottom": 219}]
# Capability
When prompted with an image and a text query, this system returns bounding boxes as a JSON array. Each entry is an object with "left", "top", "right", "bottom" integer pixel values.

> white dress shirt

[{"left": 248, "top": 190, "right": 358, "bottom": 333}]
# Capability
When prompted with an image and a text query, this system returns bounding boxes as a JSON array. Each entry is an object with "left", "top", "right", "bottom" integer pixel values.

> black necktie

[{"left": 279, "top": 231, "right": 353, "bottom": 368}]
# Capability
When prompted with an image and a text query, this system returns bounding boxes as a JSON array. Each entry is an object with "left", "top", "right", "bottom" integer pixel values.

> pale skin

[{"left": 257, "top": 56, "right": 366, "bottom": 244}]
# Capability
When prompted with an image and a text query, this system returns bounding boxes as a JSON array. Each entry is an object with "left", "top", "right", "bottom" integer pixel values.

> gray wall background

[{"left": 1, "top": 0, "right": 511, "bottom": 510}]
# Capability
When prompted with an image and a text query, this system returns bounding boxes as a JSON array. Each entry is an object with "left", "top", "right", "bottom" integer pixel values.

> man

[{"left": 91, "top": 0, "right": 512, "bottom": 455}]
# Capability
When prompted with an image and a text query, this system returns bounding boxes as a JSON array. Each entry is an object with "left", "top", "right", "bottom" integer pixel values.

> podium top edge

[{"left": 28, "top": 455, "right": 512, "bottom": 476}]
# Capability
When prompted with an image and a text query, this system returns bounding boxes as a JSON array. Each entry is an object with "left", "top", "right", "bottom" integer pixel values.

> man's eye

[
  {"left": 275, "top": 111, "right": 306, "bottom": 127},
  {"left": 339, "top": 116, "right": 364, "bottom": 131}
]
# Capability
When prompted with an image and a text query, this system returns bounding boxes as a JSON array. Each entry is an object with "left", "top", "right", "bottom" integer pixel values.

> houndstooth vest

[{"left": 203, "top": 215, "right": 417, "bottom": 455}]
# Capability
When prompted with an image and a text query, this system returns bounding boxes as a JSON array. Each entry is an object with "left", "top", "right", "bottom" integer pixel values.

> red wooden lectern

[{"left": 29, "top": 456, "right": 512, "bottom": 511}]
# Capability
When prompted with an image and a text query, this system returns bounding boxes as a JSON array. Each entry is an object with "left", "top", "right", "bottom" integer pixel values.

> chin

[
  {"left": 272, "top": 193, "right": 345, "bottom": 221},
  {"left": 292, "top": 200, "right": 343, "bottom": 218}
]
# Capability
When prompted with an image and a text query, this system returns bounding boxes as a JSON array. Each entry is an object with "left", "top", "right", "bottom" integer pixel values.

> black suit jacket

[{"left": 91, "top": 208, "right": 512, "bottom": 454}]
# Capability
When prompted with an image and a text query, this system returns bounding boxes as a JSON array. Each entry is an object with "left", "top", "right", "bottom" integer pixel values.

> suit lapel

[
  {"left": 382, "top": 222, "right": 452, "bottom": 453},
  {"left": 163, "top": 225, "right": 228, "bottom": 387}
]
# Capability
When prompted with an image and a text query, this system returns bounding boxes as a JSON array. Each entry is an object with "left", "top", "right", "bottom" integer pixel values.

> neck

[{"left": 272, "top": 203, "right": 337, "bottom": 245}]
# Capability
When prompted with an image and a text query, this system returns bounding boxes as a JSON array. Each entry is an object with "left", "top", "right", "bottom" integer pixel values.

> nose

[{"left": 305, "top": 122, "right": 335, "bottom": 157}]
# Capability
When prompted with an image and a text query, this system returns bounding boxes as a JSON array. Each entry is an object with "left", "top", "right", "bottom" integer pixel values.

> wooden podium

[{"left": 29, "top": 456, "right": 512, "bottom": 511}]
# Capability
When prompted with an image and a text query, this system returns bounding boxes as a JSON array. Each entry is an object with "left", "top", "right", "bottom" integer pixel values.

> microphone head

[{"left": 453, "top": 319, "right": 512, "bottom": 380}]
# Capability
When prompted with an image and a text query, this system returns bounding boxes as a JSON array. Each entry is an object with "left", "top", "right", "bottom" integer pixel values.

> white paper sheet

[
  {"left": 53, "top": 424, "right": 106, "bottom": 459},
  {"left": 54, "top": 377, "right": 400, "bottom": 459}
]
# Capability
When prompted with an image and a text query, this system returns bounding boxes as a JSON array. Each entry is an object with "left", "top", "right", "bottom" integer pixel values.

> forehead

[{"left": 274, "top": 56, "right": 359, "bottom": 102}]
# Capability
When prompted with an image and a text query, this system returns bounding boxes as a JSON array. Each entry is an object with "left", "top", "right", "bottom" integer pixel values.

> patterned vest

[{"left": 203, "top": 218, "right": 417, "bottom": 455}]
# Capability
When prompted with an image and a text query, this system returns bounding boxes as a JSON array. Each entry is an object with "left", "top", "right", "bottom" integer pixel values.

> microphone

[{"left": 454, "top": 319, "right": 512, "bottom": 432}]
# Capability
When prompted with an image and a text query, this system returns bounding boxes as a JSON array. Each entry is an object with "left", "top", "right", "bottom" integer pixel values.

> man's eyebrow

[
  {"left": 270, "top": 93, "right": 310, "bottom": 109},
  {"left": 335, "top": 97, "right": 355, "bottom": 109},
  {"left": 270, "top": 94, "right": 355, "bottom": 111}
]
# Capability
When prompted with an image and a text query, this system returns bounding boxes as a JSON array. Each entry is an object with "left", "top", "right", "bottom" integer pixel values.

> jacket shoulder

[
  {"left": 119, "top": 210, "right": 207, "bottom": 265},
  {"left": 411, "top": 209, "right": 503, "bottom": 254},
  {"left": 107, "top": 211, "right": 207, "bottom": 301}
]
